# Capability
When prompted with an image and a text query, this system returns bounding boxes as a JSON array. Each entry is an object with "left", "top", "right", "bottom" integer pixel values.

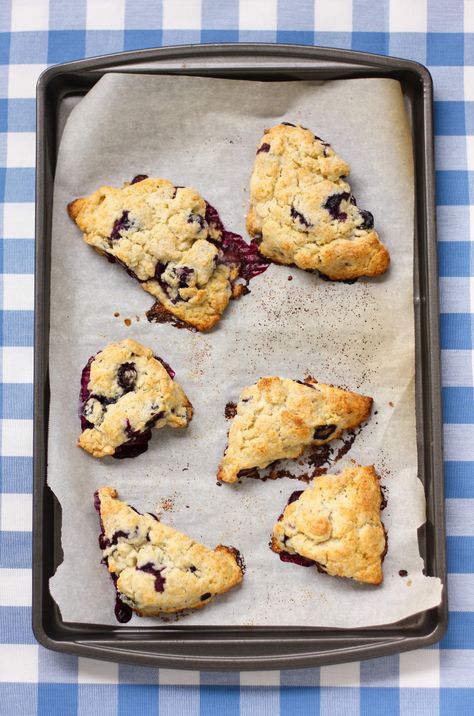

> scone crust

[
  {"left": 79, "top": 339, "right": 192, "bottom": 458},
  {"left": 97, "top": 487, "right": 243, "bottom": 615},
  {"left": 247, "top": 124, "right": 390, "bottom": 280},
  {"left": 68, "top": 178, "right": 240, "bottom": 331},
  {"left": 217, "top": 377, "right": 373, "bottom": 483},
  {"left": 271, "top": 465, "right": 386, "bottom": 585}
]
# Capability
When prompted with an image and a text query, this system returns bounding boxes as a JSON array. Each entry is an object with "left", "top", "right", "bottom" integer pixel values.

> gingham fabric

[{"left": 0, "top": 0, "right": 473, "bottom": 714}]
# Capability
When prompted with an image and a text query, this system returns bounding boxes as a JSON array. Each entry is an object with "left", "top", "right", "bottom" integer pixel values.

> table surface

[{"left": 1, "top": 0, "right": 473, "bottom": 714}]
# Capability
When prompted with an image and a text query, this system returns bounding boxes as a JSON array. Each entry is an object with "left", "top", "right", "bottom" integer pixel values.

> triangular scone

[
  {"left": 79, "top": 339, "right": 193, "bottom": 458},
  {"left": 95, "top": 487, "right": 244, "bottom": 618},
  {"left": 271, "top": 465, "right": 386, "bottom": 585},
  {"left": 247, "top": 124, "right": 390, "bottom": 280},
  {"left": 68, "top": 176, "right": 267, "bottom": 331},
  {"left": 217, "top": 377, "right": 372, "bottom": 484}
]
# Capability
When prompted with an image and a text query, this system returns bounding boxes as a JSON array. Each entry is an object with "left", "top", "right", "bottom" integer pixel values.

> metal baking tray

[{"left": 33, "top": 43, "right": 447, "bottom": 670}]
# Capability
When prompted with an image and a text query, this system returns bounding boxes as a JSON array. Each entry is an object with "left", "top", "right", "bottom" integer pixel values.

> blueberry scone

[
  {"left": 95, "top": 487, "right": 244, "bottom": 621},
  {"left": 217, "top": 377, "right": 373, "bottom": 484},
  {"left": 247, "top": 123, "right": 390, "bottom": 280},
  {"left": 68, "top": 175, "right": 268, "bottom": 331},
  {"left": 79, "top": 339, "right": 192, "bottom": 458},
  {"left": 271, "top": 464, "right": 386, "bottom": 585}
]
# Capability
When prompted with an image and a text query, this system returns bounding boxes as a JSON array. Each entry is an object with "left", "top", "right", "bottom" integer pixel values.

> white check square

[
  {"left": 320, "top": 660, "right": 360, "bottom": 687},
  {"left": 0, "top": 493, "right": 32, "bottom": 531},
  {"left": 0, "top": 568, "right": 32, "bottom": 606},
  {"left": 389, "top": 0, "right": 426, "bottom": 32},
  {"left": 8, "top": 65, "right": 47, "bottom": 99},
  {"left": 86, "top": 0, "right": 125, "bottom": 30},
  {"left": 466, "top": 135, "right": 474, "bottom": 171},
  {"left": 239, "top": 0, "right": 277, "bottom": 30},
  {"left": 2, "top": 203, "right": 35, "bottom": 239},
  {"left": 1, "top": 419, "right": 33, "bottom": 457},
  {"left": 78, "top": 657, "right": 119, "bottom": 684},
  {"left": 0, "top": 645, "right": 38, "bottom": 682},
  {"left": 464, "top": 67, "right": 474, "bottom": 102},
  {"left": 2, "top": 274, "right": 34, "bottom": 310},
  {"left": 159, "top": 669, "right": 199, "bottom": 685},
  {"left": 240, "top": 670, "right": 280, "bottom": 686},
  {"left": 6, "top": 133, "right": 36, "bottom": 168},
  {"left": 465, "top": 0, "right": 474, "bottom": 32},
  {"left": 10, "top": 0, "right": 49, "bottom": 31},
  {"left": 314, "top": 0, "right": 353, "bottom": 33},
  {"left": 400, "top": 649, "right": 439, "bottom": 688},
  {"left": 2, "top": 347, "right": 34, "bottom": 383},
  {"left": 163, "top": 0, "right": 202, "bottom": 29}
]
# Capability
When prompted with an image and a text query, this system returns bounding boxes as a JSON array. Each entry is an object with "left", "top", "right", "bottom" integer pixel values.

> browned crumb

[
  {"left": 113, "top": 312, "right": 120, "bottom": 317},
  {"left": 389, "top": 401, "right": 394, "bottom": 407},
  {"left": 159, "top": 496, "right": 175, "bottom": 512},
  {"left": 124, "top": 318, "right": 132, "bottom": 327},
  {"left": 224, "top": 401, "right": 237, "bottom": 420}
]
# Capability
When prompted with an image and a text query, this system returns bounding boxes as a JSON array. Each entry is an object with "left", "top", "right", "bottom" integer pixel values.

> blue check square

[
  {"left": 427, "top": 33, "right": 464, "bottom": 66},
  {"left": 47, "top": 30, "right": 86, "bottom": 63}
]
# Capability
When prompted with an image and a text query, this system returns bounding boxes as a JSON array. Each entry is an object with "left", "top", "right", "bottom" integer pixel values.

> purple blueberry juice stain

[
  {"left": 153, "top": 355, "right": 175, "bottom": 379},
  {"left": 204, "top": 201, "right": 224, "bottom": 233},
  {"left": 138, "top": 563, "right": 166, "bottom": 592},
  {"left": 323, "top": 192, "right": 350, "bottom": 221},
  {"left": 79, "top": 356, "right": 96, "bottom": 430},
  {"left": 221, "top": 233, "right": 270, "bottom": 282},
  {"left": 204, "top": 201, "right": 270, "bottom": 283},
  {"left": 279, "top": 551, "right": 316, "bottom": 568},
  {"left": 93, "top": 490, "right": 101, "bottom": 513},
  {"left": 113, "top": 421, "right": 152, "bottom": 460},
  {"left": 114, "top": 595, "right": 133, "bottom": 623},
  {"left": 290, "top": 207, "right": 312, "bottom": 228},
  {"left": 131, "top": 174, "right": 148, "bottom": 184},
  {"left": 257, "top": 142, "right": 271, "bottom": 154},
  {"left": 287, "top": 490, "right": 303, "bottom": 505},
  {"left": 110, "top": 210, "right": 131, "bottom": 241}
]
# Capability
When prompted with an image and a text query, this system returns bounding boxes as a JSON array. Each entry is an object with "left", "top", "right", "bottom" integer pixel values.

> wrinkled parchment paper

[{"left": 48, "top": 74, "right": 442, "bottom": 627}]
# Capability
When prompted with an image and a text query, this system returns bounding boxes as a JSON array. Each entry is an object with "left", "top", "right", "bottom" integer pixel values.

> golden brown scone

[
  {"left": 79, "top": 339, "right": 192, "bottom": 458},
  {"left": 271, "top": 464, "right": 386, "bottom": 585},
  {"left": 68, "top": 176, "right": 248, "bottom": 331},
  {"left": 95, "top": 487, "right": 244, "bottom": 618},
  {"left": 217, "top": 377, "right": 372, "bottom": 483},
  {"left": 247, "top": 124, "right": 390, "bottom": 280}
]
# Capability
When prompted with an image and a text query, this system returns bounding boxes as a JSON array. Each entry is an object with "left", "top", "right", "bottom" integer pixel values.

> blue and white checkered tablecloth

[{"left": 1, "top": 0, "right": 473, "bottom": 714}]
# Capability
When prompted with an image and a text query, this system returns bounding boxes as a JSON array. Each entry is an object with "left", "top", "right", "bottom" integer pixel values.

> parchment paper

[{"left": 48, "top": 73, "right": 442, "bottom": 627}]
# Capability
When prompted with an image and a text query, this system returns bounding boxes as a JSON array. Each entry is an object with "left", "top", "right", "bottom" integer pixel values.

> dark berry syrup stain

[
  {"left": 279, "top": 551, "right": 316, "bottom": 568},
  {"left": 205, "top": 201, "right": 270, "bottom": 284}
]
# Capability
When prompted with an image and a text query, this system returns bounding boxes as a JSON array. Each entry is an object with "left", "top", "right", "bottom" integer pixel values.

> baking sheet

[{"left": 48, "top": 73, "right": 442, "bottom": 627}]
